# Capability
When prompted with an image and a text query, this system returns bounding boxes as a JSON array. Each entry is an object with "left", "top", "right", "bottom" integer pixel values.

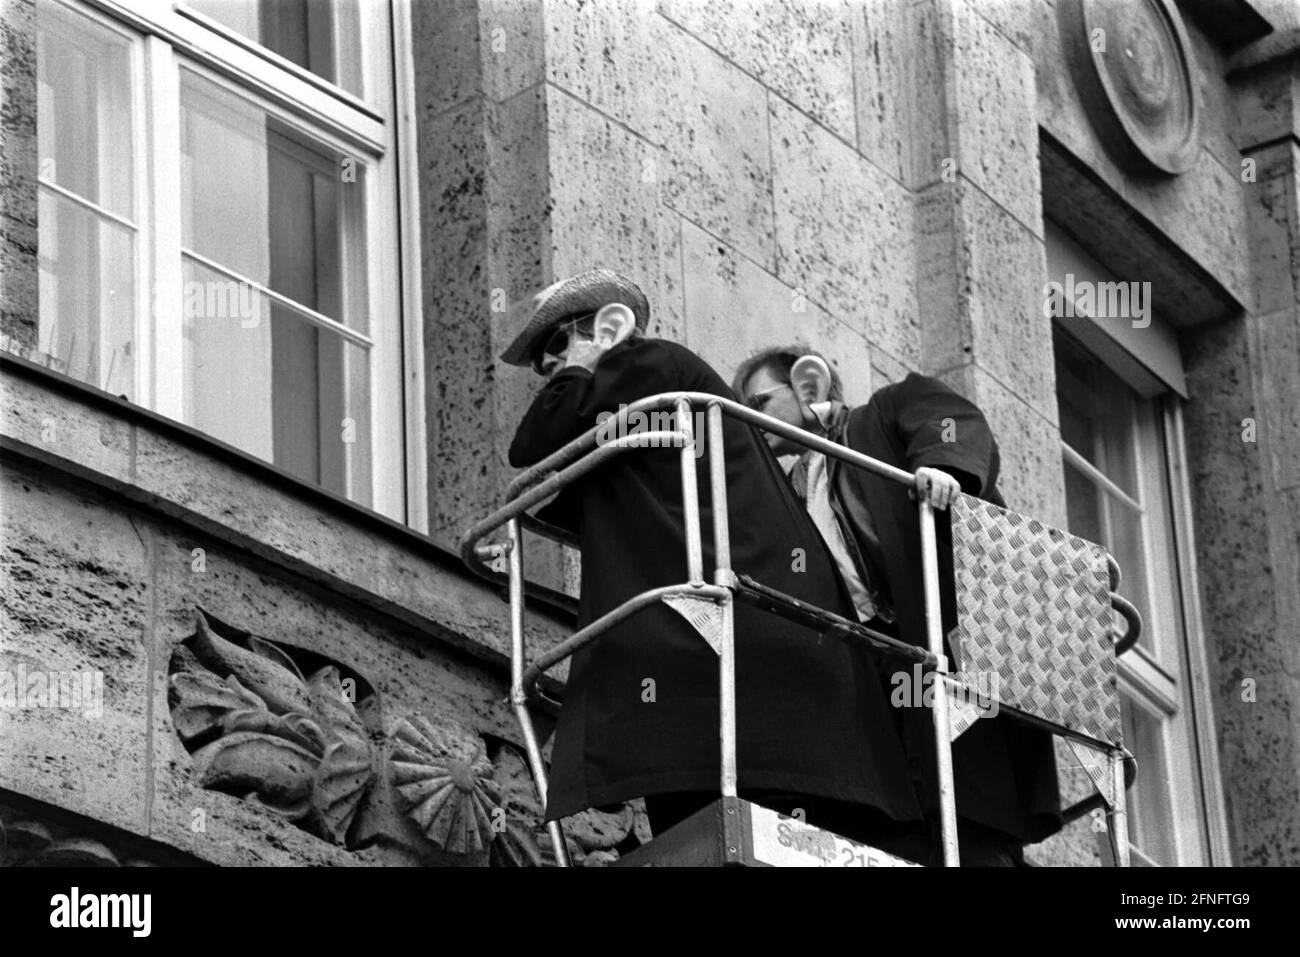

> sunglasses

[
  {"left": 743, "top": 385, "right": 789, "bottom": 411},
  {"left": 532, "top": 313, "right": 597, "bottom": 375}
]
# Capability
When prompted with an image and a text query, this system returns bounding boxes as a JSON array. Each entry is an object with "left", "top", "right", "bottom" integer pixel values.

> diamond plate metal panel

[{"left": 951, "top": 496, "right": 1121, "bottom": 746}]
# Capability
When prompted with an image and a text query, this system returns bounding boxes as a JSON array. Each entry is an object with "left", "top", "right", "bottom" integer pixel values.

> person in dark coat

[
  {"left": 733, "top": 346, "right": 1063, "bottom": 866},
  {"left": 501, "top": 271, "right": 923, "bottom": 851}
]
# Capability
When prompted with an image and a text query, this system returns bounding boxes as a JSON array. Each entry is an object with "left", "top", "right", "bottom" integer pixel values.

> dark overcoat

[
  {"left": 509, "top": 337, "right": 921, "bottom": 825},
  {"left": 826, "top": 373, "right": 1063, "bottom": 844}
]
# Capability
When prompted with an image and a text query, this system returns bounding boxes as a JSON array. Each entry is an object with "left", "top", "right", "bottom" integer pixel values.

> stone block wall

[
  {"left": 416, "top": 0, "right": 1073, "bottom": 528},
  {"left": 4, "top": 0, "right": 1298, "bottom": 868},
  {"left": 411, "top": 0, "right": 1300, "bottom": 868}
]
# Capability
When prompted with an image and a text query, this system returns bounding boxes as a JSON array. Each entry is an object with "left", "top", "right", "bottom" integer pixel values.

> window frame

[
  {"left": 1046, "top": 217, "right": 1233, "bottom": 864},
  {"left": 1162, "top": 398, "right": 1234, "bottom": 866},
  {"left": 38, "top": 0, "right": 426, "bottom": 527},
  {"left": 83, "top": 0, "right": 386, "bottom": 149},
  {"left": 174, "top": 0, "right": 376, "bottom": 111},
  {"left": 36, "top": 0, "right": 149, "bottom": 395},
  {"left": 1051, "top": 322, "right": 1233, "bottom": 866}
]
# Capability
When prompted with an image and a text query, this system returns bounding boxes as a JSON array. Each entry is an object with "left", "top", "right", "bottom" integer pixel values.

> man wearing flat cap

[{"left": 503, "top": 269, "right": 925, "bottom": 854}]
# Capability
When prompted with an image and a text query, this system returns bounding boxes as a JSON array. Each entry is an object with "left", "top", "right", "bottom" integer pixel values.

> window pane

[
  {"left": 1056, "top": 327, "right": 1155, "bottom": 655},
  {"left": 184, "top": 0, "right": 363, "bottom": 96},
  {"left": 37, "top": 0, "right": 133, "bottom": 218},
  {"left": 179, "top": 69, "right": 369, "bottom": 335},
  {"left": 178, "top": 70, "right": 372, "bottom": 501},
  {"left": 182, "top": 259, "right": 371, "bottom": 503},
  {"left": 37, "top": 190, "right": 136, "bottom": 397},
  {"left": 1063, "top": 457, "right": 1104, "bottom": 548},
  {"left": 1055, "top": 332, "right": 1139, "bottom": 498},
  {"left": 1121, "top": 692, "right": 1177, "bottom": 865}
]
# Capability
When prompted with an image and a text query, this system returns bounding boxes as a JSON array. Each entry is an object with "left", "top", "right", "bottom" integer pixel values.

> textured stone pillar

[
  {"left": 0, "top": 0, "right": 37, "bottom": 350},
  {"left": 414, "top": 0, "right": 581, "bottom": 599},
  {"left": 1191, "top": 38, "right": 1300, "bottom": 865},
  {"left": 904, "top": 0, "right": 1066, "bottom": 529},
  {"left": 414, "top": 0, "right": 543, "bottom": 545}
]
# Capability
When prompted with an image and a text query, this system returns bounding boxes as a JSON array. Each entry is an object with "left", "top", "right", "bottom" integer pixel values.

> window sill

[{"left": 0, "top": 352, "right": 576, "bottom": 676}]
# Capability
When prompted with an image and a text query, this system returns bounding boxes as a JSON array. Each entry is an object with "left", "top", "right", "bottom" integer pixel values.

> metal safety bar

[{"left": 460, "top": 391, "right": 1130, "bottom": 867}]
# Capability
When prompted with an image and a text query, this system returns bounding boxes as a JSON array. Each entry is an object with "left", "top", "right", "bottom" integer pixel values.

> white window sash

[
  {"left": 1065, "top": 419, "right": 1204, "bottom": 863},
  {"left": 146, "top": 32, "right": 183, "bottom": 419},
  {"left": 78, "top": 0, "right": 386, "bottom": 152},
  {"left": 1056, "top": 362, "right": 1218, "bottom": 862},
  {"left": 1084, "top": 405, "right": 1214, "bottom": 865},
  {"left": 169, "top": 53, "right": 404, "bottom": 517},
  {"left": 46, "top": 0, "right": 410, "bottom": 522},
  {"left": 1163, "top": 400, "right": 1235, "bottom": 865},
  {"left": 1120, "top": 650, "right": 1178, "bottom": 708},
  {"left": 172, "top": 2, "right": 378, "bottom": 117},
  {"left": 391, "top": 0, "right": 427, "bottom": 533},
  {"left": 1133, "top": 399, "right": 1182, "bottom": 671},
  {"left": 363, "top": 82, "right": 404, "bottom": 520}
]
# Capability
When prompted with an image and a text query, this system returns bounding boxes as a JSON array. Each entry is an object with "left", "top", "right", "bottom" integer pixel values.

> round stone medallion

[{"left": 1061, "top": 0, "right": 1200, "bottom": 175}]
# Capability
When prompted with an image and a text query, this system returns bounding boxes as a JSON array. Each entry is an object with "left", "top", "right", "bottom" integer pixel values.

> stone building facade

[{"left": 1, "top": 0, "right": 1297, "bottom": 866}]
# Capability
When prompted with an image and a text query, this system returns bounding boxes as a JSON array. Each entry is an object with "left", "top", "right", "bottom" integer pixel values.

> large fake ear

[
  {"left": 592, "top": 302, "right": 637, "bottom": 347},
  {"left": 790, "top": 354, "right": 834, "bottom": 427}
]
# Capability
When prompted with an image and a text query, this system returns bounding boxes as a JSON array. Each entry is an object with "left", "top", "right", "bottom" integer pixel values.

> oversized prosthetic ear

[
  {"left": 790, "top": 354, "right": 834, "bottom": 428},
  {"left": 592, "top": 302, "right": 637, "bottom": 347}
]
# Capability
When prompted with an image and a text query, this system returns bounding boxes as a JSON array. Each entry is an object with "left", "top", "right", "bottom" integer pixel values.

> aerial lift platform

[{"left": 461, "top": 392, "right": 1140, "bottom": 867}]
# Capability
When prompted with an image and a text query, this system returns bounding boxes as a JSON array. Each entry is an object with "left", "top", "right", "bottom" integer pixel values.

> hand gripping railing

[{"left": 460, "top": 392, "right": 1137, "bottom": 867}]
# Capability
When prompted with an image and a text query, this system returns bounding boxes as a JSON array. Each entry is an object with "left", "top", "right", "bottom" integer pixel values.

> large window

[
  {"left": 1055, "top": 328, "right": 1195, "bottom": 864},
  {"left": 1048, "top": 223, "right": 1230, "bottom": 866},
  {"left": 32, "top": 0, "right": 419, "bottom": 521}
]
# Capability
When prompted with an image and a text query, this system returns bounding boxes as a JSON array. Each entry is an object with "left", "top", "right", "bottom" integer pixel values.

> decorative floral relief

[
  {"left": 168, "top": 610, "right": 378, "bottom": 847},
  {"left": 390, "top": 714, "right": 501, "bottom": 855},
  {"left": 168, "top": 609, "right": 650, "bottom": 865}
]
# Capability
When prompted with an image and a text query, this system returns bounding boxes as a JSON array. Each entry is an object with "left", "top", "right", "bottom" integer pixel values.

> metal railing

[{"left": 460, "top": 391, "right": 1133, "bottom": 867}]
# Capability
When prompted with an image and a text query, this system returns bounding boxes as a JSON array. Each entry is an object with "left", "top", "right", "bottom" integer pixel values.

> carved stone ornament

[
  {"left": 168, "top": 610, "right": 652, "bottom": 865},
  {"left": 169, "top": 610, "right": 379, "bottom": 847},
  {"left": 1059, "top": 0, "right": 1200, "bottom": 175},
  {"left": 390, "top": 714, "right": 501, "bottom": 854}
]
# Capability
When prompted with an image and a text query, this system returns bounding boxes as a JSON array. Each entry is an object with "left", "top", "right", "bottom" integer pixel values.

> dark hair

[{"left": 731, "top": 344, "right": 845, "bottom": 403}]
